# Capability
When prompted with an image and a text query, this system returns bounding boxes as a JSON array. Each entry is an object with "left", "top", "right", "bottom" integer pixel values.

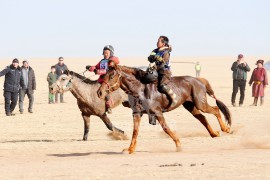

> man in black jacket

[
  {"left": 231, "top": 54, "right": 250, "bottom": 107},
  {"left": 19, "top": 60, "right": 36, "bottom": 113},
  {"left": 0, "top": 59, "right": 26, "bottom": 116},
  {"left": 55, "top": 57, "right": 68, "bottom": 103}
]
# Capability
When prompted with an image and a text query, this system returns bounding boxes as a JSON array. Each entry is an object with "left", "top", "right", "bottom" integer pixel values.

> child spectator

[{"left": 47, "top": 66, "right": 57, "bottom": 104}]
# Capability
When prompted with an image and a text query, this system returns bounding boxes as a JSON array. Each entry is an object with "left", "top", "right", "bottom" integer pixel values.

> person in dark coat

[
  {"left": 19, "top": 60, "right": 36, "bottom": 113},
  {"left": 0, "top": 59, "right": 26, "bottom": 116},
  {"left": 55, "top": 57, "right": 68, "bottom": 103},
  {"left": 249, "top": 59, "right": 268, "bottom": 106},
  {"left": 231, "top": 54, "right": 250, "bottom": 107}
]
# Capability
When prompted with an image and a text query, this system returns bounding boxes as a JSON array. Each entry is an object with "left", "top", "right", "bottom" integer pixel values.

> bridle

[{"left": 102, "top": 68, "right": 122, "bottom": 92}]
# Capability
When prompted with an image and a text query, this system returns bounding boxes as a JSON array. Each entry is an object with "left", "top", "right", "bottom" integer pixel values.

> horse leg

[
  {"left": 198, "top": 103, "right": 230, "bottom": 133},
  {"left": 100, "top": 114, "right": 127, "bottom": 139},
  {"left": 123, "top": 113, "right": 141, "bottom": 154},
  {"left": 183, "top": 101, "right": 220, "bottom": 137},
  {"left": 210, "top": 106, "right": 230, "bottom": 133},
  {"left": 82, "top": 113, "right": 90, "bottom": 141},
  {"left": 155, "top": 113, "right": 181, "bottom": 151}
]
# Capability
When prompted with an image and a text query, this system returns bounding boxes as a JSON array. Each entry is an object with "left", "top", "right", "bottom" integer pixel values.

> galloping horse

[
  {"left": 50, "top": 70, "right": 128, "bottom": 141},
  {"left": 97, "top": 61, "right": 232, "bottom": 154}
]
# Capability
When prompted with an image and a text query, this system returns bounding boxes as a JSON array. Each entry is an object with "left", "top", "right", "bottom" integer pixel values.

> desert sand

[{"left": 0, "top": 56, "right": 269, "bottom": 179}]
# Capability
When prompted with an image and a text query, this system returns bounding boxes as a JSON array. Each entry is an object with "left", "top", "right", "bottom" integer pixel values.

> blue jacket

[{"left": 0, "top": 65, "right": 26, "bottom": 92}]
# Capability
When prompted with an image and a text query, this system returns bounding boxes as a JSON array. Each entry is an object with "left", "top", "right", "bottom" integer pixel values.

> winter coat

[
  {"left": 55, "top": 63, "right": 68, "bottom": 78},
  {"left": 21, "top": 66, "right": 36, "bottom": 94},
  {"left": 249, "top": 67, "right": 268, "bottom": 97},
  {"left": 47, "top": 72, "right": 57, "bottom": 86},
  {"left": 231, "top": 61, "right": 250, "bottom": 80},
  {"left": 0, "top": 65, "right": 26, "bottom": 92}
]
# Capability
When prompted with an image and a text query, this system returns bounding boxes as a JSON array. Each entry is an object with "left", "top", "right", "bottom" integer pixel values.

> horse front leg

[
  {"left": 123, "top": 113, "right": 141, "bottom": 154},
  {"left": 156, "top": 113, "right": 181, "bottom": 151},
  {"left": 82, "top": 113, "right": 90, "bottom": 141}
]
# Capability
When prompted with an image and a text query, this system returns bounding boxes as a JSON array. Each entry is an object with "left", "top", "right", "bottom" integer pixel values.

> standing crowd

[{"left": 0, "top": 57, "right": 68, "bottom": 116}]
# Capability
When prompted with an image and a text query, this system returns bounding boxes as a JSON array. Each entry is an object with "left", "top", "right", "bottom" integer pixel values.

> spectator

[
  {"left": 19, "top": 60, "right": 36, "bottom": 114},
  {"left": 231, "top": 54, "right": 250, "bottom": 107},
  {"left": 0, "top": 59, "right": 26, "bottom": 116},
  {"left": 55, "top": 57, "right": 68, "bottom": 103},
  {"left": 195, "top": 62, "right": 201, "bottom": 77},
  {"left": 47, "top": 66, "right": 57, "bottom": 104},
  {"left": 249, "top": 60, "right": 268, "bottom": 106}
]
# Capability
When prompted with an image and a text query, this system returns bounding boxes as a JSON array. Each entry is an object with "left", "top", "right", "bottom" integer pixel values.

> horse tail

[
  {"left": 197, "top": 77, "right": 232, "bottom": 127},
  {"left": 216, "top": 99, "right": 232, "bottom": 127}
]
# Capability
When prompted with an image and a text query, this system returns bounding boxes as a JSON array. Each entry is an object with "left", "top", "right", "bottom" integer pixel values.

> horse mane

[
  {"left": 118, "top": 65, "right": 147, "bottom": 80},
  {"left": 67, "top": 70, "right": 98, "bottom": 84}
]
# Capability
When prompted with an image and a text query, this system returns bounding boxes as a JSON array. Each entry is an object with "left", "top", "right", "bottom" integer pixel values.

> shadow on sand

[
  {"left": 47, "top": 151, "right": 122, "bottom": 157},
  {"left": 0, "top": 139, "right": 81, "bottom": 143}
]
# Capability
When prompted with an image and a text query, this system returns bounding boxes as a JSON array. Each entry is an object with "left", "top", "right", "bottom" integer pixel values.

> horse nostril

[
  {"left": 50, "top": 87, "right": 53, "bottom": 90},
  {"left": 98, "top": 90, "right": 102, "bottom": 97}
]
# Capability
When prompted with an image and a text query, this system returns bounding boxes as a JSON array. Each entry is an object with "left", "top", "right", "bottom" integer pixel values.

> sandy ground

[{"left": 0, "top": 57, "right": 269, "bottom": 180}]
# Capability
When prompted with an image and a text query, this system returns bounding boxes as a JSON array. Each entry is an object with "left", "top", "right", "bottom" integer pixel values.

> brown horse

[
  {"left": 50, "top": 70, "right": 128, "bottom": 141},
  {"left": 97, "top": 62, "right": 232, "bottom": 154}
]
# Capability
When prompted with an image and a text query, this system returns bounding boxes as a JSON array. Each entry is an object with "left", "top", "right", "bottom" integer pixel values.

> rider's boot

[
  {"left": 105, "top": 95, "right": 113, "bottom": 114},
  {"left": 160, "top": 85, "right": 178, "bottom": 109}
]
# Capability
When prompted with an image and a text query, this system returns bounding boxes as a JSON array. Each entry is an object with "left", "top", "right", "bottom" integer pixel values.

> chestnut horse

[{"left": 97, "top": 62, "right": 232, "bottom": 154}]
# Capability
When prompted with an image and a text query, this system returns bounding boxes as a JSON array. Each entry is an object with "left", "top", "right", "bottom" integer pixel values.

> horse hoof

[
  {"left": 222, "top": 127, "right": 231, "bottom": 133},
  {"left": 122, "top": 148, "right": 134, "bottom": 154},
  {"left": 176, "top": 146, "right": 182, "bottom": 152},
  {"left": 211, "top": 131, "right": 220, "bottom": 138}
]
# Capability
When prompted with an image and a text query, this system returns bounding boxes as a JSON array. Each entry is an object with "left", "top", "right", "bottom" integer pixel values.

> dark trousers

[
  {"left": 4, "top": 91, "right": 19, "bottom": 113},
  {"left": 231, "top": 80, "right": 246, "bottom": 104},
  {"left": 55, "top": 92, "right": 64, "bottom": 102},
  {"left": 19, "top": 89, "right": 34, "bottom": 112}
]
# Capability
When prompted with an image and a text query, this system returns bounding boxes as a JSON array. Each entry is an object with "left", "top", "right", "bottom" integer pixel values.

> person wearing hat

[
  {"left": 249, "top": 60, "right": 268, "bottom": 106},
  {"left": 231, "top": 54, "right": 250, "bottom": 107},
  {"left": 19, "top": 60, "right": 36, "bottom": 113},
  {"left": 55, "top": 57, "right": 68, "bottom": 103},
  {"left": 0, "top": 58, "right": 26, "bottom": 116},
  {"left": 85, "top": 45, "right": 119, "bottom": 113}
]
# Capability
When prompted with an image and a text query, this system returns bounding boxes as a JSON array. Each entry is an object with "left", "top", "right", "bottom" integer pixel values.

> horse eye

[{"left": 62, "top": 78, "right": 65, "bottom": 81}]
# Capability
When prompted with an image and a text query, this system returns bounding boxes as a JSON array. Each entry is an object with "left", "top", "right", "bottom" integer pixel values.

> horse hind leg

[
  {"left": 183, "top": 101, "right": 220, "bottom": 138},
  {"left": 100, "top": 114, "right": 128, "bottom": 140},
  {"left": 199, "top": 103, "right": 230, "bottom": 133}
]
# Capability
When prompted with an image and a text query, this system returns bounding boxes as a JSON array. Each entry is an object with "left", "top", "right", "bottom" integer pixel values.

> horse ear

[
  {"left": 63, "top": 69, "right": 70, "bottom": 75},
  {"left": 108, "top": 60, "right": 117, "bottom": 70}
]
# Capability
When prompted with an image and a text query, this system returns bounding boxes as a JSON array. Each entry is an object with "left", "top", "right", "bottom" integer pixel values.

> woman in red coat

[{"left": 249, "top": 59, "right": 268, "bottom": 106}]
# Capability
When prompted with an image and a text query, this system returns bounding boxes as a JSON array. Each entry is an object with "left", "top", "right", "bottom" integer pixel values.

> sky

[{"left": 0, "top": 0, "right": 269, "bottom": 58}]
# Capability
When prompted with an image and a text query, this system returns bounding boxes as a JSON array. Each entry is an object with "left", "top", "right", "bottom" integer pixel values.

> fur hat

[{"left": 256, "top": 59, "right": 264, "bottom": 65}]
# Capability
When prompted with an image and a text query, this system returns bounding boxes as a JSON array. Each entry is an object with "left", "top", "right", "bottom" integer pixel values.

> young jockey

[
  {"left": 86, "top": 45, "right": 119, "bottom": 113},
  {"left": 148, "top": 36, "right": 177, "bottom": 108}
]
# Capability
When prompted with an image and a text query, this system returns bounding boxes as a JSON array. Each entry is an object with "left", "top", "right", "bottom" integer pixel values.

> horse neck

[
  {"left": 70, "top": 76, "right": 98, "bottom": 102},
  {"left": 119, "top": 66, "right": 143, "bottom": 96}
]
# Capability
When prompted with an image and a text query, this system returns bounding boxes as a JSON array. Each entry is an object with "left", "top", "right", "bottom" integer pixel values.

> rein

[{"left": 102, "top": 68, "right": 122, "bottom": 92}]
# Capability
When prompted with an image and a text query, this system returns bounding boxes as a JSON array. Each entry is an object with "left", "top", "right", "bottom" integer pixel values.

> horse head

[
  {"left": 97, "top": 60, "right": 122, "bottom": 99},
  {"left": 50, "top": 73, "right": 73, "bottom": 94}
]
